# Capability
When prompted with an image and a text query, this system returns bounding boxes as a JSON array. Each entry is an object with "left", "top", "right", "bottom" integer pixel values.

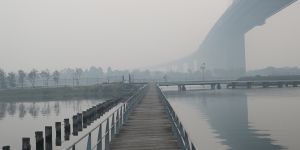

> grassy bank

[{"left": 0, "top": 83, "right": 140, "bottom": 102}]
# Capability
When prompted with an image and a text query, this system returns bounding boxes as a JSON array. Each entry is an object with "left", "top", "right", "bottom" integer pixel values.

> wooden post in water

[
  {"left": 2, "top": 146, "right": 10, "bottom": 150},
  {"left": 55, "top": 122, "right": 62, "bottom": 146},
  {"left": 77, "top": 113, "right": 83, "bottom": 132},
  {"left": 83, "top": 111, "right": 87, "bottom": 128},
  {"left": 22, "top": 137, "right": 31, "bottom": 150},
  {"left": 35, "top": 131, "right": 44, "bottom": 150},
  {"left": 72, "top": 115, "right": 78, "bottom": 136},
  {"left": 45, "top": 126, "right": 52, "bottom": 150},
  {"left": 64, "top": 119, "right": 70, "bottom": 141}
]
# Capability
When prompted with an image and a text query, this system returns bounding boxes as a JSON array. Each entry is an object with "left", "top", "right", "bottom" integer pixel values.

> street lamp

[{"left": 200, "top": 63, "right": 206, "bottom": 81}]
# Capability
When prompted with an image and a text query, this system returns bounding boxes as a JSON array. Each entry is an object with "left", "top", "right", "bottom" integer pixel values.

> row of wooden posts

[{"left": 2, "top": 98, "right": 122, "bottom": 150}]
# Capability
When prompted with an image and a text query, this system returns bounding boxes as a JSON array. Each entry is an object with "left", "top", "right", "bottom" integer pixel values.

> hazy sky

[{"left": 0, "top": 0, "right": 299, "bottom": 72}]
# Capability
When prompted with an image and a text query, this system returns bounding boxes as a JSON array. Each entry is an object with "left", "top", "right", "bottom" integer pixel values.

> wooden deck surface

[{"left": 110, "top": 84, "right": 180, "bottom": 150}]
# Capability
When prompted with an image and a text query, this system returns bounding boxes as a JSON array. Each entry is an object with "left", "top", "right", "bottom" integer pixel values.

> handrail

[
  {"left": 156, "top": 84, "right": 197, "bottom": 150},
  {"left": 65, "top": 84, "right": 148, "bottom": 150}
]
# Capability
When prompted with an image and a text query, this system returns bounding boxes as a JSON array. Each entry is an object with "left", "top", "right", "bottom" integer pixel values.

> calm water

[
  {"left": 162, "top": 86, "right": 300, "bottom": 150},
  {"left": 0, "top": 99, "right": 105, "bottom": 149}
]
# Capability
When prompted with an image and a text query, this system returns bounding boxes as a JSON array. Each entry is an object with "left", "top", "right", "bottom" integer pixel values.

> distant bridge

[
  {"left": 156, "top": 0, "right": 298, "bottom": 79},
  {"left": 159, "top": 79, "right": 300, "bottom": 91}
]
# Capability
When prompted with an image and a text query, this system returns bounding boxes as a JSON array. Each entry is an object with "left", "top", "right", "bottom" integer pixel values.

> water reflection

[
  {"left": 0, "top": 100, "right": 101, "bottom": 119},
  {"left": 0, "top": 99, "right": 104, "bottom": 149},
  {"left": 165, "top": 90, "right": 285, "bottom": 150}
]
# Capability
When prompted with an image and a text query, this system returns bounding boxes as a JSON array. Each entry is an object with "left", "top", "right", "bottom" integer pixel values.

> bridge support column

[
  {"left": 277, "top": 82, "right": 283, "bottom": 88},
  {"left": 232, "top": 82, "right": 236, "bottom": 89},
  {"left": 217, "top": 83, "right": 221, "bottom": 89},
  {"left": 246, "top": 82, "right": 252, "bottom": 89},
  {"left": 211, "top": 84, "right": 215, "bottom": 90},
  {"left": 293, "top": 82, "right": 298, "bottom": 87},
  {"left": 262, "top": 82, "right": 269, "bottom": 88}
]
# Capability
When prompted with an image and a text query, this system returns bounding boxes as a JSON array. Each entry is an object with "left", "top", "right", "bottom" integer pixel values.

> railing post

[
  {"left": 191, "top": 143, "right": 196, "bottom": 150},
  {"left": 105, "top": 119, "right": 110, "bottom": 150},
  {"left": 111, "top": 113, "right": 115, "bottom": 138},
  {"left": 120, "top": 105, "right": 123, "bottom": 127},
  {"left": 116, "top": 109, "right": 120, "bottom": 134},
  {"left": 184, "top": 131, "right": 190, "bottom": 150},
  {"left": 86, "top": 133, "right": 92, "bottom": 150},
  {"left": 97, "top": 124, "right": 102, "bottom": 150}
]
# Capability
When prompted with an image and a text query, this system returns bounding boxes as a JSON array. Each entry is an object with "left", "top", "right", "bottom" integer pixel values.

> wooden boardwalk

[{"left": 110, "top": 84, "right": 180, "bottom": 150}]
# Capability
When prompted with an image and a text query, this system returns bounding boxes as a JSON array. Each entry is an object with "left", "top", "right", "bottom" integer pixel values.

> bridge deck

[{"left": 110, "top": 84, "right": 180, "bottom": 150}]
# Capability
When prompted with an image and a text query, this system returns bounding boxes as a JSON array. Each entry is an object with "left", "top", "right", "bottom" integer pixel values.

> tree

[
  {"left": 40, "top": 70, "right": 50, "bottom": 87},
  {"left": 74, "top": 68, "right": 83, "bottom": 86},
  {"left": 0, "top": 68, "right": 7, "bottom": 89},
  {"left": 53, "top": 70, "right": 60, "bottom": 86},
  {"left": 28, "top": 69, "right": 38, "bottom": 88},
  {"left": 7, "top": 72, "right": 17, "bottom": 88},
  {"left": 18, "top": 70, "right": 26, "bottom": 88}
]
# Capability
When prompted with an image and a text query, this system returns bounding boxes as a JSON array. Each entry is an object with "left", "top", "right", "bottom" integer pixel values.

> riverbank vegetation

[{"left": 0, "top": 83, "right": 140, "bottom": 102}]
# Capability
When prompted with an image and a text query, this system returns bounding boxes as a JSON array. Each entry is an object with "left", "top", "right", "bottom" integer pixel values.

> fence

[
  {"left": 156, "top": 84, "right": 197, "bottom": 150},
  {"left": 65, "top": 84, "right": 148, "bottom": 150}
]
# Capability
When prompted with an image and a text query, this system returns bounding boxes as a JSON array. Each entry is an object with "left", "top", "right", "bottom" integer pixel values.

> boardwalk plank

[{"left": 110, "top": 84, "right": 180, "bottom": 150}]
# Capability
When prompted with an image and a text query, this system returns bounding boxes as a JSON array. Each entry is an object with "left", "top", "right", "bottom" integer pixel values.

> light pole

[{"left": 200, "top": 63, "right": 206, "bottom": 81}]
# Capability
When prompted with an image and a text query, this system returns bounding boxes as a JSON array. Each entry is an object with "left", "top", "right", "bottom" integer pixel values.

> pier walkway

[{"left": 110, "top": 84, "right": 180, "bottom": 150}]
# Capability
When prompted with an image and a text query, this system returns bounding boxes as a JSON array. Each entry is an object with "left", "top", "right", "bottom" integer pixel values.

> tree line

[{"left": 0, "top": 69, "right": 61, "bottom": 89}]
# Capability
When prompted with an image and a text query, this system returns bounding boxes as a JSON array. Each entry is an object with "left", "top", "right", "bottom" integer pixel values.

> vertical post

[
  {"left": 77, "top": 113, "right": 83, "bottom": 132},
  {"left": 55, "top": 122, "right": 62, "bottom": 146},
  {"left": 246, "top": 82, "right": 252, "bottom": 89},
  {"left": 83, "top": 111, "right": 87, "bottom": 128},
  {"left": 72, "top": 115, "right": 78, "bottom": 136},
  {"left": 97, "top": 124, "right": 102, "bottom": 150},
  {"left": 191, "top": 143, "right": 196, "bottom": 150},
  {"left": 217, "top": 83, "right": 221, "bottom": 89},
  {"left": 116, "top": 109, "right": 119, "bottom": 134},
  {"left": 86, "top": 133, "right": 92, "bottom": 150},
  {"left": 2, "top": 146, "right": 10, "bottom": 150},
  {"left": 111, "top": 113, "right": 115, "bottom": 138},
  {"left": 64, "top": 119, "right": 70, "bottom": 141},
  {"left": 105, "top": 119, "right": 110, "bottom": 150},
  {"left": 184, "top": 131, "right": 190, "bottom": 150},
  {"left": 45, "top": 126, "right": 52, "bottom": 150},
  {"left": 35, "top": 131, "right": 44, "bottom": 150},
  {"left": 22, "top": 137, "right": 31, "bottom": 150},
  {"left": 120, "top": 106, "right": 123, "bottom": 126}
]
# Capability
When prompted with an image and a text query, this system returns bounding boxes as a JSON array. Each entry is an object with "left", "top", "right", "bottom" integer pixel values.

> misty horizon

[{"left": 1, "top": 0, "right": 300, "bottom": 72}]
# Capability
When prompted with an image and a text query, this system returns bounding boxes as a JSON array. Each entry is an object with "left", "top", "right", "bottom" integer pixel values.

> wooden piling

[
  {"left": 45, "top": 126, "right": 52, "bottom": 150},
  {"left": 55, "top": 122, "right": 62, "bottom": 146},
  {"left": 22, "top": 137, "right": 31, "bottom": 150},
  {"left": 2, "top": 146, "right": 10, "bottom": 150},
  {"left": 72, "top": 115, "right": 78, "bottom": 136},
  {"left": 64, "top": 119, "right": 70, "bottom": 141},
  {"left": 77, "top": 113, "right": 83, "bottom": 132},
  {"left": 35, "top": 131, "right": 44, "bottom": 150}
]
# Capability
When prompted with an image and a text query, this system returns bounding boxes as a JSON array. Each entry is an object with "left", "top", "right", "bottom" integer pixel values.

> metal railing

[
  {"left": 65, "top": 84, "right": 148, "bottom": 150},
  {"left": 157, "top": 85, "right": 197, "bottom": 150}
]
